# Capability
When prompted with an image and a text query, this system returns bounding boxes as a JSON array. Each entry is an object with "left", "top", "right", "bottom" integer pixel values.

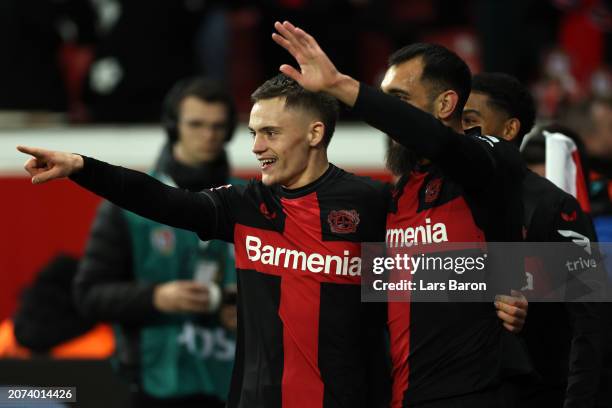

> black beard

[{"left": 385, "top": 138, "right": 417, "bottom": 176}]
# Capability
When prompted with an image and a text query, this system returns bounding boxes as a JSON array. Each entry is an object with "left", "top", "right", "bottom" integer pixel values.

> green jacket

[{"left": 74, "top": 170, "right": 243, "bottom": 401}]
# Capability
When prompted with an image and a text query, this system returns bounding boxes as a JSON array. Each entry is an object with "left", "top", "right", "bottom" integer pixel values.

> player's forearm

[
  {"left": 69, "top": 156, "right": 212, "bottom": 233},
  {"left": 351, "top": 83, "right": 456, "bottom": 160}
]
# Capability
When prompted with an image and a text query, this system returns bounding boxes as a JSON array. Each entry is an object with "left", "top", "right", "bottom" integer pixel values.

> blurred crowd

[
  {"left": 4, "top": 0, "right": 612, "bottom": 218},
  {"left": 1, "top": 0, "right": 612, "bottom": 122}
]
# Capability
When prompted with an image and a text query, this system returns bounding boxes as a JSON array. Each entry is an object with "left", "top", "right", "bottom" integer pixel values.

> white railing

[{"left": 0, "top": 124, "right": 387, "bottom": 175}]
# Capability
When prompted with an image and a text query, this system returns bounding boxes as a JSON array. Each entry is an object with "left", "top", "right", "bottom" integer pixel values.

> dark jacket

[{"left": 520, "top": 170, "right": 605, "bottom": 408}]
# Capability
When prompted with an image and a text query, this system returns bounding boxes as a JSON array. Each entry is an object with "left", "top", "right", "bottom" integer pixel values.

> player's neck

[
  {"left": 283, "top": 151, "right": 329, "bottom": 190},
  {"left": 442, "top": 117, "right": 464, "bottom": 134}
]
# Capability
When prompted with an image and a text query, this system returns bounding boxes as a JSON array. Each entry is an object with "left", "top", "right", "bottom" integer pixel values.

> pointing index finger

[{"left": 16, "top": 145, "right": 41, "bottom": 157}]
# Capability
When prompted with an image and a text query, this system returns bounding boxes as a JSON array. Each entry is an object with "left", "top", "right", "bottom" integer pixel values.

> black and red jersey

[
  {"left": 71, "top": 158, "right": 391, "bottom": 408},
  {"left": 385, "top": 162, "right": 522, "bottom": 407},
  {"left": 351, "top": 84, "right": 530, "bottom": 407},
  {"left": 520, "top": 170, "right": 605, "bottom": 408},
  {"left": 206, "top": 165, "right": 390, "bottom": 408}
]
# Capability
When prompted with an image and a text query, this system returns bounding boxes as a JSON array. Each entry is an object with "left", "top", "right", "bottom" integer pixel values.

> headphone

[{"left": 161, "top": 76, "right": 238, "bottom": 144}]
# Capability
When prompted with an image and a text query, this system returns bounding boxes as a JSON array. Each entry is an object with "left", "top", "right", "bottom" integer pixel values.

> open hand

[
  {"left": 17, "top": 145, "right": 83, "bottom": 184},
  {"left": 272, "top": 21, "right": 359, "bottom": 105}
]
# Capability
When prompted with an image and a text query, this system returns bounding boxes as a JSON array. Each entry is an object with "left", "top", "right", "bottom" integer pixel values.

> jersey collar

[
  {"left": 464, "top": 126, "right": 483, "bottom": 137},
  {"left": 279, "top": 164, "right": 339, "bottom": 199}
]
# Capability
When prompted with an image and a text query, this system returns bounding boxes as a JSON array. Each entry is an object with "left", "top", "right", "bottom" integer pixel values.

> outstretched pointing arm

[{"left": 16, "top": 146, "right": 223, "bottom": 237}]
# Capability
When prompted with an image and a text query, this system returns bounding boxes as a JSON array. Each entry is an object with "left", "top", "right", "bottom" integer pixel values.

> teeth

[{"left": 260, "top": 158, "right": 276, "bottom": 166}]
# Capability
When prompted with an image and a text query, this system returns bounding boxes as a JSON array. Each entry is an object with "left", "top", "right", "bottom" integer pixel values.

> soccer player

[
  {"left": 463, "top": 72, "right": 605, "bottom": 408},
  {"left": 18, "top": 75, "right": 391, "bottom": 408},
  {"left": 272, "top": 21, "right": 531, "bottom": 407}
]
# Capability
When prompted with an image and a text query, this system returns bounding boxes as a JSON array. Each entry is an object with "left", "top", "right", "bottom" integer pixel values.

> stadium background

[{"left": 1, "top": 0, "right": 612, "bottom": 347}]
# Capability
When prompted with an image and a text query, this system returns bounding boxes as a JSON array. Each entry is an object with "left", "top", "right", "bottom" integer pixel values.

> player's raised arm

[
  {"left": 17, "top": 146, "right": 229, "bottom": 239},
  {"left": 272, "top": 21, "right": 498, "bottom": 177}
]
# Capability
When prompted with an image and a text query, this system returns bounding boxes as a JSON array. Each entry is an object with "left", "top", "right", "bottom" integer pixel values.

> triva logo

[
  {"left": 245, "top": 235, "right": 361, "bottom": 276},
  {"left": 386, "top": 218, "right": 448, "bottom": 247}
]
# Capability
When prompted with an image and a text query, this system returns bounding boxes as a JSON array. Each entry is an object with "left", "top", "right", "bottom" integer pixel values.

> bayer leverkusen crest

[
  {"left": 328, "top": 210, "right": 360, "bottom": 234},
  {"left": 425, "top": 178, "right": 442, "bottom": 203}
]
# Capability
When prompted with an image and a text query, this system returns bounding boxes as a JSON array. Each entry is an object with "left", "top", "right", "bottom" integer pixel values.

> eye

[
  {"left": 186, "top": 120, "right": 204, "bottom": 129},
  {"left": 462, "top": 116, "right": 477, "bottom": 126},
  {"left": 249, "top": 130, "right": 256, "bottom": 138},
  {"left": 211, "top": 122, "right": 228, "bottom": 133}
]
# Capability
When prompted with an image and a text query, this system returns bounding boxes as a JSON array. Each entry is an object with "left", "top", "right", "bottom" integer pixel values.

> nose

[
  {"left": 199, "top": 124, "right": 215, "bottom": 141},
  {"left": 252, "top": 133, "right": 267, "bottom": 154}
]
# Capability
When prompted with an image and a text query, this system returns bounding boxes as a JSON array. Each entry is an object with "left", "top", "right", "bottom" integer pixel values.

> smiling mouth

[{"left": 259, "top": 158, "right": 277, "bottom": 170}]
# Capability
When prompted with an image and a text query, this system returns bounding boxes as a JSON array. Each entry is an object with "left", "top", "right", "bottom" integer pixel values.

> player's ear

[
  {"left": 308, "top": 121, "right": 325, "bottom": 147},
  {"left": 503, "top": 118, "right": 521, "bottom": 141},
  {"left": 436, "top": 90, "right": 459, "bottom": 121}
]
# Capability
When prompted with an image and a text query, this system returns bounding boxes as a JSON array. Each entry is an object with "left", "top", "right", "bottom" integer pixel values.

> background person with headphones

[{"left": 73, "top": 77, "right": 241, "bottom": 408}]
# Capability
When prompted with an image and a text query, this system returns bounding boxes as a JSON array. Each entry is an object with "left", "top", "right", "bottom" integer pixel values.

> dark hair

[
  {"left": 471, "top": 72, "right": 536, "bottom": 147},
  {"left": 162, "top": 77, "right": 237, "bottom": 144},
  {"left": 388, "top": 43, "right": 471, "bottom": 120},
  {"left": 251, "top": 74, "right": 339, "bottom": 147},
  {"left": 521, "top": 133, "right": 545, "bottom": 165}
]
